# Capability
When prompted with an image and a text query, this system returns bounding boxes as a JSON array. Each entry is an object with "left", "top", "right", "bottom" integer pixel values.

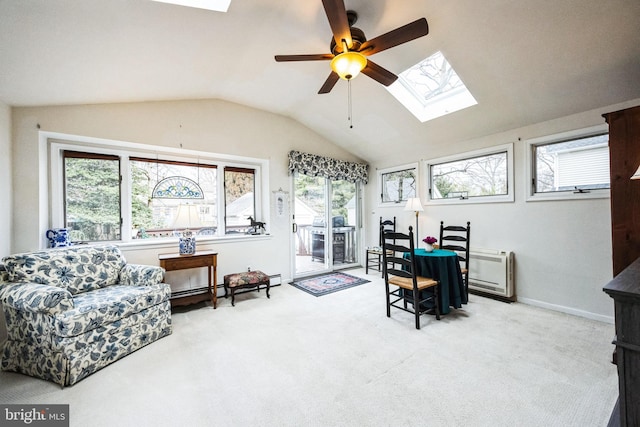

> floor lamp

[{"left": 404, "top": 197, "right": 424, "bottom": 246}]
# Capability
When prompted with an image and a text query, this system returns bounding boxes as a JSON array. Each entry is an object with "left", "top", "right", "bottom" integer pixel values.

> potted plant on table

[{"left": 423, "top": 236, "right": 437, "bottom": 252}]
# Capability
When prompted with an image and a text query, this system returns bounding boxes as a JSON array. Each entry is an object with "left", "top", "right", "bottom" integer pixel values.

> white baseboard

[{"left": 518, "top": 297, "right": 614, "bottom": 324}]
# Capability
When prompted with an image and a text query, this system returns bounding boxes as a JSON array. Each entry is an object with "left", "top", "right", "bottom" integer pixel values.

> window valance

[{"left": 288, "top": 150, "right": 368, "bottom": 184}]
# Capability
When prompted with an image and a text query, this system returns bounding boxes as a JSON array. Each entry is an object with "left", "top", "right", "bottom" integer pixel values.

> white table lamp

[{"left": 172, "top": 204, "right": 203, "bottom": 254}]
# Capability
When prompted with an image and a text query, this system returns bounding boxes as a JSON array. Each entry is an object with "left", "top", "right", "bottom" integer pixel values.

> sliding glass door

[{"left": 292, "top": 172, "right": 361, "bottom": 277}]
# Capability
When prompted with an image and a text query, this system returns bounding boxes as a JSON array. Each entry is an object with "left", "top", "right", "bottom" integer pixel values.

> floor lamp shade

[
  {"left": 173, "top": 204, "right": 203, "bottom": 254},
  {"left": 404, "top": 198, "right": 424, "bottom": 213},
  {"left": 404, "top": 198, "right": 424, "bottom": 245}
]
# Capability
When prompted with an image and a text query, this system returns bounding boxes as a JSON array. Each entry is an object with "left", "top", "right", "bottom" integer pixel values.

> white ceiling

[{"left": 1, "top": 0, "right": 639, "bottom": 163}]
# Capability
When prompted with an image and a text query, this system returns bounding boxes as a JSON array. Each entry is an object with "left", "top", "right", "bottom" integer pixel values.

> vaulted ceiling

[{"left": 1, "top": 0, "right": 639, "bottom": 163}]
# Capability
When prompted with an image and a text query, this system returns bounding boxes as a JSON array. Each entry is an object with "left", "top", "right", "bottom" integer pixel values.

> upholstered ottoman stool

[{"left": 223, "top": 270, "right": 270, "bottom": 306}]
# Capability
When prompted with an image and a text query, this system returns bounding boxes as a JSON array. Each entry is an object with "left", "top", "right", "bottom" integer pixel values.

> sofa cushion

[
  {"left": 53, "top": 283, "right": 171, "bottom": 338},
  {"left": 3, "top": 245, "right": 126, "bottom": 295}
]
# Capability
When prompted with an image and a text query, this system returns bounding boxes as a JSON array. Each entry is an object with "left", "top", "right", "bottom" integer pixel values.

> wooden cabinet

[
  {"left": 603, "top": 257, "right": 640, "bottom": 426},
  {"left": 603, "top": 104, "right": 640, "bottom": 426},
  {"left": 604, "top": 105, "right": 640, "bottom": 276}
]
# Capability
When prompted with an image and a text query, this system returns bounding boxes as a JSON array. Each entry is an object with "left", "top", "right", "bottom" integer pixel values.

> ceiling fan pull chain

[{"left": 348, "top": 79, "right": 353, "bottom": 129}]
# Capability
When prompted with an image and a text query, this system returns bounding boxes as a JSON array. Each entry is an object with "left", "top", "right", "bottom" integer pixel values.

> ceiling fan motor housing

[{"left": 330, "top": 26, "right": 366, "bottom": 55}]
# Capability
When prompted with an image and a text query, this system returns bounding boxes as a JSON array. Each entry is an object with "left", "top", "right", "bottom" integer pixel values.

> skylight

[
  {"left": 387, "top": 51, "right": 477, "bottom": 122},
  {"left": 150, "top": 0, "right": 231, "bottom": 12}
]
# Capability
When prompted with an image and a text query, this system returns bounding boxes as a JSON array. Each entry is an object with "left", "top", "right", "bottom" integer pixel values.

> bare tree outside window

[
  {"left": 431, "top": 152, "right": 508, "bottom": 199},
  {"left": 401, "top": 51, "right": 464, "bottom": 104},
  {"left": 224, "top": 167, "right": 255, "bottom": 232},
  {"left": 381, "top": 169, "right": 416, "bottom": 203}
]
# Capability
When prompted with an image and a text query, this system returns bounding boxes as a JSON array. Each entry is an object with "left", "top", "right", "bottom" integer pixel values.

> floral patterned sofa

[{"left": 0, "top": 245, "right": 172, "bottom": 386}]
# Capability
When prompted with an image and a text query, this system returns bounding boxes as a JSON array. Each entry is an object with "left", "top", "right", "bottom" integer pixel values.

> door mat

[{"left": 290, "top": 272, "right": 370, "bottom": 297}]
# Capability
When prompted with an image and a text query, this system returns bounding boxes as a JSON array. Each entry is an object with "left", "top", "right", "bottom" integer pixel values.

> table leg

[
  {"left": 209, "top": 264, "right": 217, "bottom": 309},
  {"left": 213, "top": 262, "right": 217, "bottom": 309}
]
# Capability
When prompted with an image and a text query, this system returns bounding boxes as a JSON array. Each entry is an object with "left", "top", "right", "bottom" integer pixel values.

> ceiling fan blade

[
  {"left": 318, "top": 72, "right": 340, "bottom": 94},
  {"left": 359, "top": 18, "right": 429, "bottom": 56},
  {"left": 361, "top": 60, "right": 398, "bottom": 86},
  {"left": 322, "top": 0, "right": 352, "bottom": 50},
  {"left": 275, "top": 54, "right": 334, "bottom": 62}
]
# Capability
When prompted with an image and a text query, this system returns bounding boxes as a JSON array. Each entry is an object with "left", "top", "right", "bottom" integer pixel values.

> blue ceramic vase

[{"left": 46, "top": 228, "right": 71, "bottom": 248}]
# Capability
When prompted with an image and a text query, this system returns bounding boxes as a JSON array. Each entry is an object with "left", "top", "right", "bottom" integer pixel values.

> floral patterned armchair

[{"left": 0, "top": 245, "right": 172, "bottom": 386}]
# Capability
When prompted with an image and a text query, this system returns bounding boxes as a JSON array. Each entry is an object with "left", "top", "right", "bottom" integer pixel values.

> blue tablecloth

[{"left": 409, "top": 248, "right": 467, "bottom": 314}]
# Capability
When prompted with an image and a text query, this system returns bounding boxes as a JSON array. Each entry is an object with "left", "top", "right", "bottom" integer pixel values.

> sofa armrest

[
  {"left": 120, "top": 264, "right": 165, "bottom": 286},
  {"left": 0, "top": 282, "right": 74, "bottom": 315},
  {"left": 0, "top": 262, "right": 9, "bottom": 283}
]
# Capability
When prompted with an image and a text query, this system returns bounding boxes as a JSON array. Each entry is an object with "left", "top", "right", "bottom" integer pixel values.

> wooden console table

[{"left": 159, "top": 251, "right": 218, "bottom": 309}]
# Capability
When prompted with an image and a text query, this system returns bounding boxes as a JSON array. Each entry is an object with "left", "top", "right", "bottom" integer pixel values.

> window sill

[
  {"left": 525, "top": 190, "right": 610, "bottom": 202},
  {"left": 426, "top": 194, "right": 514, "bottom": 206},
  {"left": 113, "top": 234, "right": 272, "bottom": 252}
]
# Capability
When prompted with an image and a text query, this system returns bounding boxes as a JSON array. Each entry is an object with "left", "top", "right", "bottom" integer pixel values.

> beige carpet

[{"left": 0, "top": 268, "right": 618, "bottom": 427}]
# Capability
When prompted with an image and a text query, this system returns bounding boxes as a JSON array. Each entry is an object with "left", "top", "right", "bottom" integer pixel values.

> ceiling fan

[{"left": 274, "top": 0, "right": 429, "bottom": 94}]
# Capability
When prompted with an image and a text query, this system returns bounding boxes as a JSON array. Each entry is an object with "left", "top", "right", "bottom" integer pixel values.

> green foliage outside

[
  {"left": 130, "top": 163, "right": 155, "bottom": 230},
  {"left": 295, "top": 174, "right": 356, "bottom": 224},
  {"left": 65, "top": 158, "right": 121, "bottom": 241}
]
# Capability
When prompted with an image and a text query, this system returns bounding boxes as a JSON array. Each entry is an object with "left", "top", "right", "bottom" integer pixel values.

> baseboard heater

[{"left": 468, "top": 248, "right": 514, "bottom": 298}]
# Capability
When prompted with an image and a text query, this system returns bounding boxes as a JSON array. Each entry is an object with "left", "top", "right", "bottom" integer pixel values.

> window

[
  {"left": 63, "top": 151, "right": 121, "bottom": 242},
  {"left": 129, "top": 158, "right": 218, "bottom": 239},
  {"left": 526, "top": 125, "right": 609, "bottom": 201},
  {"left": 50, "top": 136, "right": 266, "bottom": 244},
  {"left": 150, "top": 0, "right": 231, "bottom": 13},
  {"left": 377, "top": 164, "right": 417, "bottom": 205},
  {"left": 426, "top": 143, "right": 514, "bottom": 204},
  {"left": 386, "top": 51, "right": 477, "bottom": 122},
  {"left": 224, "top": 167, "right": 255, "bottom": 233}
]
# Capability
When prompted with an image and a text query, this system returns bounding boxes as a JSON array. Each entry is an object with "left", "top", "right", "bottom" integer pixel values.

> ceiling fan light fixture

[{"left": 330, "top": 51, "right": 367, "bottom": 80}]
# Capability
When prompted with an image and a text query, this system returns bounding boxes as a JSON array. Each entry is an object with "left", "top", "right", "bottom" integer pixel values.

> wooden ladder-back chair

[
  {"left": 382, "top": 225, "right": 440, "bottom": 329},
  {"left": 439, "top": 221, "right": 471, "bottom": 298},
  {"left": 366, "top": 216, "right": 396, "bottom": 276}
]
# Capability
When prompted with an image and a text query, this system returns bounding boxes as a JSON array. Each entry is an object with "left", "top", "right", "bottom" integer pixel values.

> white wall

[
  {"left": 0, "top": 101, "right": 10, "bottom": 258},
  {"left": 366, "top": 99, "right": 640, "bottom": 323},
  {"left": 10, "top": 97, "right": 640, "bottom": 322},
  {"left": 10, "top": 99, "right": 363, "bottom": 284},
  {"left": 0, "top": 101, "right": 9, "bottom": 344}
]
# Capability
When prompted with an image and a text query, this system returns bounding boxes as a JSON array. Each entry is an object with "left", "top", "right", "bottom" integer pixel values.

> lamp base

[{"left": 179, "top": 236, "right": 196, "bottom": 255}]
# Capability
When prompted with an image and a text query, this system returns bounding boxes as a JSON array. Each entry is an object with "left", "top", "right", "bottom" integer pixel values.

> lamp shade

[
  {"left": 632, "top": 164, "right": 640, "bottom": 180},
  {"left": 404, "top": 197, "right": 424, "bottom": 212},
  {"left": 330, "top": 51, "right": 367, "bottom": 80},
  {"left": 172, "top": 204, "right": 203, "bottom": 229}
]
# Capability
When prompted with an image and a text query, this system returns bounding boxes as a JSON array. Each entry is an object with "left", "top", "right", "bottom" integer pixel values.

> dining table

[{"left": 410, "top": 248, "right": 468, "bottom": 314}]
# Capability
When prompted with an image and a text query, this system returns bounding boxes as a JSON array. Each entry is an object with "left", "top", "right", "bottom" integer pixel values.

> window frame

[
  {"left": 377, "top": 162, "right": 419, "bottom": 207},
  {"left": 425, "top": 143, "right": 514, "bottom": 205},
  {"left": 223, "top": 166, "right": 256, "bottom": 233},
  {"left": 525, "top": 124, "right": 609, "bottom": 202},
  {"left": 63, "top": 150, "right": 123, "bottom": 242},
  {"left": 48, "top": 133, "right": 268, "bottom": 247}
]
